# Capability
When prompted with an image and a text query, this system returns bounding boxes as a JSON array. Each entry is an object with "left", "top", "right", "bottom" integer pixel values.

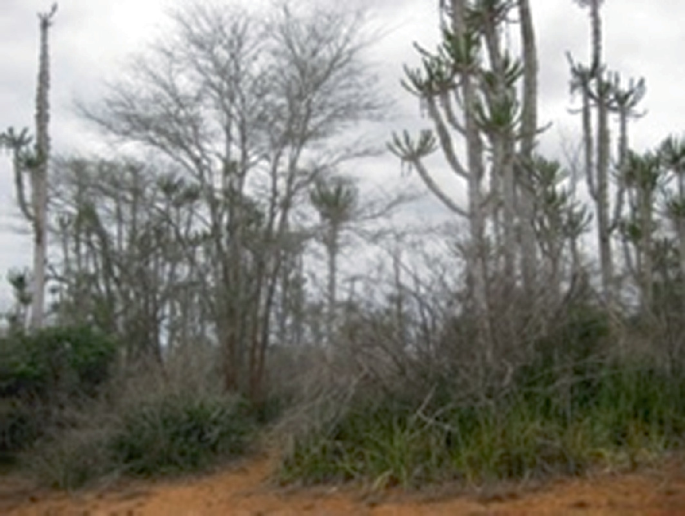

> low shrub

[
  {"left": 279, "top": 359, "right": 685, "bottom": 489},
  {"left": 0, "top": 325, "right": 118, "bottom": 401},
  {"left": 0, "top": 325, "right": 118, "bottom": 457},
  {"left": 22, "top": 428, "right": 116, "bottom": 490},
  {"left": 0, "top": 398, "right": 45, "bottom": 458},
  {"left": 110, "top": 393, "right": 254, "bottom": 476},
  {"left": 19, "top": 390, "right": 258, "bottom": 489}
]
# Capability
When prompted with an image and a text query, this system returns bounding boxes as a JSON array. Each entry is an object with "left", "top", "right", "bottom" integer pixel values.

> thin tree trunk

[
  {"left": 518, "top": 0, "right": 539, "bottom": 297},
  {"left": 29, "top": 6, "right": 57, "bottom": 330},
  {"left": 325, "top": 230, "right": 339, "bottom": 348},
  {"left": 451, "top": 0, "right": 493, "bottom": 363},
  {"left": 482, "top": 9, "right": 514, "bottom": 286},
  {"left": 589, "top": 1, "right": 603, "bottom": 72},
  {"left": 678, "top": 174, "right": 685, "bottom": 283},
  {"left": 596, "top": 81, "right": 614, "bottom": 305},
  {"left": 589, "top": 0, "right": 615, "bottom": 306},
  {"left": 640, "top": 192, "right": 654, "bottom": 312}
]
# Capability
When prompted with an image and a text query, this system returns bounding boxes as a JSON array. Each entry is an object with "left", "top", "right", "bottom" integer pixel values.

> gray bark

[
  {"left": 451, "top": 0, "right": 493, "bottom": 362},
  {"left": 518, "top": 0, "right": 539, "bottom": 296},
  {"left": 29, "top": 5, "right": 57, "bottom": 330}
]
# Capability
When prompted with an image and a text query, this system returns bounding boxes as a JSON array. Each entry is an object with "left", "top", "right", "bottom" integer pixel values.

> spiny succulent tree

[
  {"left": 0, "top": 4, "right": 58, "bottom": 331},
  {"left": 389, "top": 0, "right": 541, "bottom": 363},
  {"left": 530, "top": 156, "right": 592, "bottom": 304},
  {"left": 618, "top": 150, "right": 663, "bottom": 313},
  {"left": 567, "top": 0, "right": 647, "bottom": 308},
  {"left": 310, "top": 175, "right": 359, "bottom": 345},
  {"left": 606, "top": 133, "right": 685, "bottom": 322},
  {"left": 659, "top": 135, "right": 685, "bottom": 285}
]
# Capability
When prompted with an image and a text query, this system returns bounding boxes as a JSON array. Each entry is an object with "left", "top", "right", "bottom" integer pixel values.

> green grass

[{"left": 279, "top": 360, "right": 685, "bottom": 489}]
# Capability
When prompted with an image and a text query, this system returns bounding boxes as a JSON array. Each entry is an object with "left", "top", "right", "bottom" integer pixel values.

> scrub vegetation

[{"left": 2, "top": 0, "right": 685, "bottom": 495}]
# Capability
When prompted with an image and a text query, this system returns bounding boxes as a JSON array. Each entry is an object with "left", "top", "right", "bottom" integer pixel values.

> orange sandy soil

[{"left": 3, "top": 455, "right": 685, "bottom": 516}]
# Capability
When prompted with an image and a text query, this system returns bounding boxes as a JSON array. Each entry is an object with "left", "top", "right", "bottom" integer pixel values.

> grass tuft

[
  {"left": 110, "top": 393, "right": 254, "bottom": 477},
  {"left": 279, "top": 360, "right": 685, "bottom": 489}
]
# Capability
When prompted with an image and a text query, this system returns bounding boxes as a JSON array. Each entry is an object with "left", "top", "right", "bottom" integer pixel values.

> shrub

[
  {"left": 0, "top": 325, "right": 117, "bottom": 456},
  {"left": 110, "top": 393, "right": 254, "bottom": 476},
  {"left": 279, "top": 358, "right": 685, "bottom": 489},
  {"left": 17, "top": 390, "right": 258, "bottom": 489},
  {"left": 0, "top": 325, "right": 118, "bottom": 401},
  {"left": 22, "top": 428, "right": 116, "bottom": 490},
  {"left": 0, "top": 398, "right": 46, "bottom": 459}
]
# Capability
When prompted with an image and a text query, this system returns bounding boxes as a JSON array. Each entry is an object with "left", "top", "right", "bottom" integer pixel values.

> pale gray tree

[
  {"left": 79, "top": 1, "right": 385, "bottom": 402},
  {"left": 389, "top": 0, "right": 541, "bottom": 363},
  {"left": 568, "top": 0, "right": 648, "bottom": 312},
  {"left": 1, "top": 4, "right": 57, "bottom": 330}
]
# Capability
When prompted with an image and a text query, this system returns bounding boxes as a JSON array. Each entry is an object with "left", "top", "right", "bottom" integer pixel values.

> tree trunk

[
  {"left": 678, "top": 174, "right": 685, "bottom": 284},
  {"left": 451, "top": 0, "right": 493, "bottom": 363},
  {"left": 640, "top": 192, "right": 654, "bottom": 312},
  {"left": 29, "top": 6, "right": 57, "bottom": 330},
  {"left": 517, "top": 0, "right": 539, "bottom": 297},
  {"left": 596, "top": 81, "right": 614, "bottom": 305},
  {"left": 325, "top": 230, "right": 339, "bottom": 348}
]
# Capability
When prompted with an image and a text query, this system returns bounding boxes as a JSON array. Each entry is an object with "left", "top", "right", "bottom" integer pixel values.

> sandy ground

[{"left": 2, "top": 455, "right": 685, "bottom": 516}]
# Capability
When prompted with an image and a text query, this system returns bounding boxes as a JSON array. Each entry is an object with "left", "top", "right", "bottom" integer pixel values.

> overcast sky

[{"left": 1, "top": 0, "right": 685, "bottom": 310}]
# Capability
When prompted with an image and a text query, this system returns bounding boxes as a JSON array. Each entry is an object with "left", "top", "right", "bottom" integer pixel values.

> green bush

[
  {"left": 110, "top": 393, "right": 254, "bottom": 476},
  {"left": 0, "top": 325, "right": 118, "bottom": 401},
  {"left": 0, "top": 398, "right": 45, "bottom": 459},
  {"left": 279, "top": 358, "right": 685, "bottom": 489},
  {"left": 0, "top": 325, "right": 117, "bottom": 456},
  {"left": 4, "top": 326, "right": 260, "bottom": 487}
]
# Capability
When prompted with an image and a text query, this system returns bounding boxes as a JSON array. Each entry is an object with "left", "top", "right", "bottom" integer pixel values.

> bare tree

[
  {"left": 48, "top": 157, "right": 203, "bottom": 366},
  {"left": 79, "top": 1, "right": 385, "bottom": 403}
]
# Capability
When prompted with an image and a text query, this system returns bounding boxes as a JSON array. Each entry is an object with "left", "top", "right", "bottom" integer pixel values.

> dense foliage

[
  {"left": 111, "top": 394, "right": 253, "bottom": 476},
  {"left": 0, "top": 326, "right": 117, "bottom": 457}
]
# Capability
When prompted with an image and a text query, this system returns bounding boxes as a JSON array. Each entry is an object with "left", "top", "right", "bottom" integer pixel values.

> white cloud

[{"left": 2, "top": 0, "right": 685, "bottom": 308}]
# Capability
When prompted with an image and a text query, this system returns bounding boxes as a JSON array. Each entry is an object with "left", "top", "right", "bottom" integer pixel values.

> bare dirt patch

[{"left": 3, "top": 455, "right": 685, "bottom": 515}]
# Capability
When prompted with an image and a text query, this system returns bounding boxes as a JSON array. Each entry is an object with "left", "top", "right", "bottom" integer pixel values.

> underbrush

[
  {"left": 1, "top": 325, "right": 117, "bottom": 456},
  {"left": 279, "top": 360, "right": 685, "bottom": 489},
  {"left": 2, "top": 324, "right": 260, "bottom": 489},
  {"left": 111, "top": 393, "right": 254, "bottom": 477},
  {"left": 23, "top": 427, "right": 115, "bottom": 490},
  {"left": 21, "top": 392, "right": 256, "bottom": 490}
]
